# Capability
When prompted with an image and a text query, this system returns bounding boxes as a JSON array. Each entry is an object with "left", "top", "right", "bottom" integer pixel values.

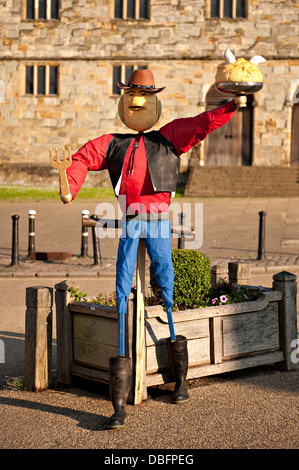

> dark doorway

[
  {"left": 204, "top": 85, "right": 253, "bottom": 166},
  {"left": 290, "top": 101, "right": 299, "bottom": 166}
]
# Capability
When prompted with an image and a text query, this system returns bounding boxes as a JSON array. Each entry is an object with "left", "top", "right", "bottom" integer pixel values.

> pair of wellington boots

[{"left": 106, "top": 335, "right": 189, "bottom": 429}]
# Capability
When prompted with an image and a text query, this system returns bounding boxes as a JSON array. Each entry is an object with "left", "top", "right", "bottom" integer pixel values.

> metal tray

[{"left": 215, "top": 81, "right": 263, "bottom": 95}]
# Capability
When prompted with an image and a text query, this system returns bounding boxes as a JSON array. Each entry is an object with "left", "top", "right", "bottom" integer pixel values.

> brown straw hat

[{"left": 118, "top": 69, "right": 165, "bottom": 93}]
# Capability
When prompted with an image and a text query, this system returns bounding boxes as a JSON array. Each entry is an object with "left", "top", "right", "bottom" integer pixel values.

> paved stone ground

[{"left": 2, "top": 197, "right": 299, "bottom": 278}]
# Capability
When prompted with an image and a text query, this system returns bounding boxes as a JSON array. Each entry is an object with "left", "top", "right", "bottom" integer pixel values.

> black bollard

[
  {"left": 81, "top": 210, "right": 89, "bottom": 257},
  {"left": 258, "top": 211, "right": 266, "bottom": 260},
  {"left": 92, "top": 226, "right": 102, "bottom": 265},
  {"left": 11, "top": 214, "right": 20, "bottom": 265},
  {"left": 28, "top": 210, "right": 36, "bottom": 258},
  {"left": 178, "top": 212, "right": 185, "bottom": 249}
]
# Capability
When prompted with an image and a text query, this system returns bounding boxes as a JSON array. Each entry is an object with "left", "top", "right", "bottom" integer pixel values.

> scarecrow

[{"left": 50, "top": 68, "right": 242, "bottom": 429}]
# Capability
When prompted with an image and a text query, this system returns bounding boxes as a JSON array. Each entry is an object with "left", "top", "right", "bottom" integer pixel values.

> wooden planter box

[
  {"left": 54, "top": 267, "right": 298, "bottom": 404},
  {"left": 145, "top": 290, "right": 283, "bottom": 387}
]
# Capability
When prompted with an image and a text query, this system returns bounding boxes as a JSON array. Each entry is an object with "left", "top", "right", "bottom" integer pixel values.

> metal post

[
  {"left": 178, "top": 212, "right": 185, "bottom": 249},
  {"left": 258, "top": 211, "right": 266, "bottom": 260},
  {"left": 28, "top": 210, "right": 36, "bottom": 258},
  {"left": 81, "top": 209, "right": 89, "bottom": 257},
  {"left": 11, "top": 214, "right": 20, "bottom": 266},
  {"left": 91, "top": 225, "right": 102, "bottom": 265}
]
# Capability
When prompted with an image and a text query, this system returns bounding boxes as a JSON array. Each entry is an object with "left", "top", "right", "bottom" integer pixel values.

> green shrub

[
  {"left": 70, "top": 249, "right": 263, "bottom": 311},
  {"left": 70, "top": 286, "right": 87, "bottom": 302},
  {"left": 149, "top": 249, "right": 211, "bottom": 311}
]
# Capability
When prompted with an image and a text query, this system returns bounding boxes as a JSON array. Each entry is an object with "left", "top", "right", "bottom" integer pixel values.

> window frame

[
  {"left": 111, "top": 64, "right": 148, "bottom": 96},
  {"left": 207, "top": 0, "right": 247, "bottom": 19},
  {"left": 22, "top": 0, "right": 60, "bottom": 21},
  {"left": 23, "top": 63, "right": 60, "bottom": 97},
  {"left": 112, "top": 0, "right": 150, "bottom": 21}
]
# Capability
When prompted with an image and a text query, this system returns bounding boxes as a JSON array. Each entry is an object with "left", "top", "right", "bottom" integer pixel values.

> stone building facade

[{"left": 0, "top": 0, "right": 298, "bottom": 185}]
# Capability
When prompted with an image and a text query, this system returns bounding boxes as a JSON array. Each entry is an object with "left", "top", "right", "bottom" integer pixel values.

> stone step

[{"left": 185, "top": 166, "right": 299, "bottom": 197}]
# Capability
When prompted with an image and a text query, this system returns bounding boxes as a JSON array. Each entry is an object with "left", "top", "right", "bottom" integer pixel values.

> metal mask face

[{"left": 118, "top": 88, "right": 162, "bottom": 132}]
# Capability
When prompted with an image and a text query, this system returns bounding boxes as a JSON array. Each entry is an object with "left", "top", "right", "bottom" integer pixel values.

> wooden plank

[
  {"left": 146, "top": 337, "right": 210, "bottom": 373},
  {"left": 69, "top": 301, "right": 119, "bottom": 319},
  {"left": 222, "top": 303, "right": 280, "bottom": 358},
  {"left": 73, "top": 313, "right": 118, "bottom": 346},
  {"left": 273, "top": 272, "right": 298, "bottom": 370},
  {"left": 145, "top": 350, "right": 284, "bottom": 387},
  {"left": 71, "top": 363, "right": 109, "bottom": 384},
  {"left": 55, "top": 281, "right": 73, "bottom": 385},
  {"left": 145, "top": 291, "right": 282, "bottom": 322},
  {"left": 210, "top": 317, "right": 222, "bottom": 364},
  {"left": 187, "top": 351, "right": 284, "bottom": 379},
  {"left": 73, "top": 338, "right": 118, "bottom": 370},
  {"left": 145, "top": 305, "right": 165, "bottom": 318},
  {"left": 134, "top": 239, "right": 146, "bottom": 404},
  {"left": 145, "top": 317, "right": 209, "bottom": 346},
  {"left": 24, "top": 286, "right": 53, "bottom": 391}
]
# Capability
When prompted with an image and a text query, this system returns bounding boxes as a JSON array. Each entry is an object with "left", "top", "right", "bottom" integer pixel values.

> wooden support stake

[
  {"left": 24, "top": 286, "right": 53, "bottom": 391},
  {"left": 210, "top": 316, "right": 222, "bottom": 364},
  {"left": 272, "top": 271, "right": 298, "bottom": 371},
  {"left": 229, "top": 261, "right": 251, "bottom": 285},
  {"left": 134, "top": 239, "right": 146, "bottom": 404},
  {"left": 55, "top": 280, "right": 73, "bottom": 385}
]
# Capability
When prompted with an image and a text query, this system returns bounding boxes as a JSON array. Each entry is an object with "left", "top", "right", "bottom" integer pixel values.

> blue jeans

[{"left": 116, "top": 219, "right": 175, "bottom": 355}]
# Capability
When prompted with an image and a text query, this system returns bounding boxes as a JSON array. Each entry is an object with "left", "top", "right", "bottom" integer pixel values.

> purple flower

[
  {"left": 220, "top": 295, "right": 228, "bottom": 303},
  {"left": 244, "top": 294, "right": 249, "bottom": 300},
  {"left": 211, "top": 298, "right": 218, "bottom": 305}
]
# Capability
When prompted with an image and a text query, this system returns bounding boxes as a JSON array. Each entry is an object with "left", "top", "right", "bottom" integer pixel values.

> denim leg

[
  {"left": 116, "top": 220, "right": 141, "bottom": 355},
  {"left": 143, "top": 220, "right": 174, "bottom": 308},
  {"left": 143, "top": 220, "right": 176, "bottom": 340}
]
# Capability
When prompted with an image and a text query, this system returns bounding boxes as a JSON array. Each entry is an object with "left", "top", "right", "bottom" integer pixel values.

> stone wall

[
  {"left": 1, "top": 0, "right": 298, "bottom": 60},
  {"left": 0, "top": 0, "right": 298, "bottom": 178}
]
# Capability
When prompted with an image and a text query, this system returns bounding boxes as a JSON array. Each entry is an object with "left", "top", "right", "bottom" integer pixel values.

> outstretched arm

[
  {"left": 160, "top": 100, "right": 237, "bottom": 155},
  {"left": 65, "top": 134, "right": 112, "bottom": 201}
]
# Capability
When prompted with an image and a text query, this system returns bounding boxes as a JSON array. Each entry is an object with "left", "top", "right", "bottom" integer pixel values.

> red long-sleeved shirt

[{"left": 67, "top": 100, "right": 236, "bottom": 213}]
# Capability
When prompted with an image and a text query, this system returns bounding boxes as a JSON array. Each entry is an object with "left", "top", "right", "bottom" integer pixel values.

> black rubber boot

[
  {"left": 106, "top": 356, "right": 131, "bottom": 429},
  {"left": 167, "top": 335, "right": 189, "bottom": 404}
]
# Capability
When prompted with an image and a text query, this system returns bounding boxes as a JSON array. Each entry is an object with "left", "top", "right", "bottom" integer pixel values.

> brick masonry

[{"left": 0, "top": 0, "right": 298, "bottom": 182}]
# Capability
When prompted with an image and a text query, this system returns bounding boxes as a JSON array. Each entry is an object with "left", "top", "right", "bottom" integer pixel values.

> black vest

[{"left": 106, "top": 130, "right": 180, "bottom": 194}]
